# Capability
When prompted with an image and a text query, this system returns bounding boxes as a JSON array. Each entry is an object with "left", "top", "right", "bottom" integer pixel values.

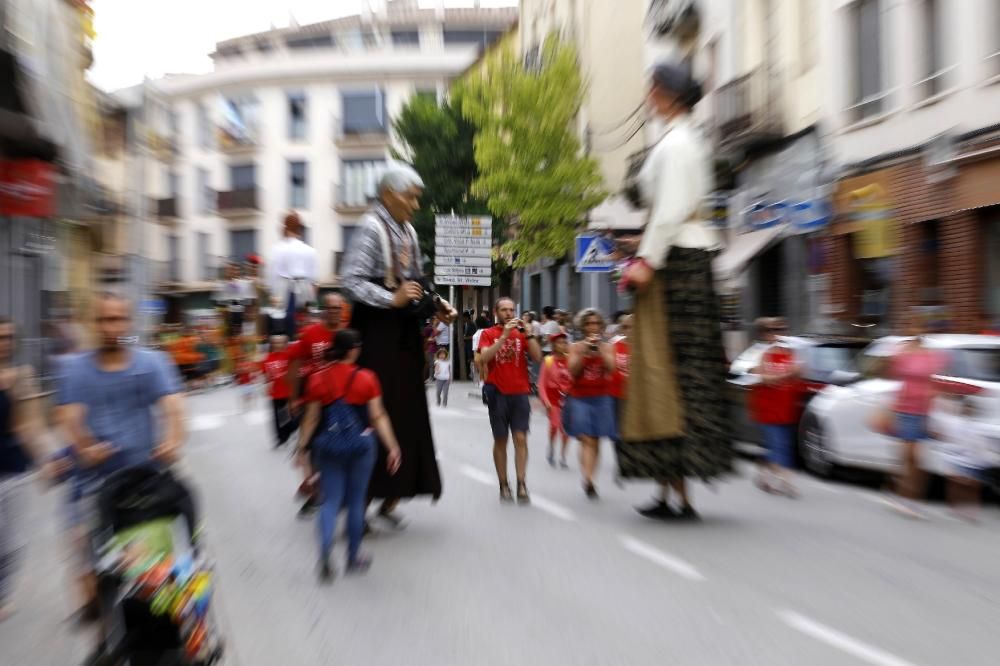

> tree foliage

[
  {"left": 392, "top": 94, "right": 488, "bottom": 276},
  {"left": 458, "top": 34, "right": 607, "bottom": 268}
]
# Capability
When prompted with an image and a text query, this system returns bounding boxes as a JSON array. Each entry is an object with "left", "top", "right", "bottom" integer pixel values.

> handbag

[{"left": 312, "top": 368, "right": 374, "bottom": 459}]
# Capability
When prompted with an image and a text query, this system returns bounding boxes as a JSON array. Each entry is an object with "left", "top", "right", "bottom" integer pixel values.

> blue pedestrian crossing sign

[{"left": 575, "top": 234, "right": 616, "bottom": 273}]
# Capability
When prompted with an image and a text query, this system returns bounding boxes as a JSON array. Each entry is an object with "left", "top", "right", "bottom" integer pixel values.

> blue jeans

[
  {"left": 285, "top": 290, "right": 297, "bottom": 340},
  {"left": 762, "top": 424, "right": 796, "bottom": 469},
  {"left": 316, "top": 442, "right": 377, "bottom": 564}
]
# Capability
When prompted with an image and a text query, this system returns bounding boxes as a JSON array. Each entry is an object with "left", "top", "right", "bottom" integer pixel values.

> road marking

[
  {"left": 618, "top": 535, "right": 705, "bottom": 582},
  {"left": 188, "top": 414, "right": 226, "bottom": 431},
  {"left": 459, "top": 464, "right": 495, "bottom": 486},
  {"left": 530, "top": 494, "right": 576, "bottom": 522},
  {"left": 777, "top": 610, "right": 917, "bottom": 666}
]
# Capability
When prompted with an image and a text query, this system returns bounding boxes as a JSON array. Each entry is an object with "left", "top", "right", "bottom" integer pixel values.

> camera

[{"left": 588, "top": 343, "right": 599, "bottom": 352}]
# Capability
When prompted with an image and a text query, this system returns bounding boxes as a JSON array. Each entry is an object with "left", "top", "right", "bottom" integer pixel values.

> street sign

[
  {"left": 435, "top": 215, "right": 492, "bottom": 229},
  {"left": 435, "top": 226, "right": 491, "bottom": 238},
  {"left": 434, "top": 245, "right": 492, "bottom": 257},
  {"left": 435, "top": 275, "right": 492, "bottom": 287},
  {"left": 436, "top": 255, "right": 491, "bottom": 267},
  {"left": 574, "top": 234, "right": 617, "bottom": 273},
  {"left": 436, "top": 236, "right": 492, "bottom": 248},
  {"left": 435, "top": 265, "right": 491, "bottom": 276}
]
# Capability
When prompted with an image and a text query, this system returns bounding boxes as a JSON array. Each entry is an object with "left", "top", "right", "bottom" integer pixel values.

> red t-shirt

[
  {"left": 478, "top": 326, "right": 531, "bottom": 395},
  {"left": 541, "top": 354, "right": 572, "bottom": 406},
  {"left": 291, "top": 323, "right": 335, "bottom": 374},
  {"left": 570, "top": 354, "right": 611, "bottom": 398},
  {"left": 235, "top": 361, "right": 256, "bottom": 385},
  {"left": 261, "top": 351, "right": 291, "bottom": 400},
  {"left": 304, "top": 363, "right": 381, "bottom": 406},
  {"left": 749, "top": 346, "right": 803, "bottom": 425},
  {"left": 609, "top": 339, "right": 630, "bottom": 399}
]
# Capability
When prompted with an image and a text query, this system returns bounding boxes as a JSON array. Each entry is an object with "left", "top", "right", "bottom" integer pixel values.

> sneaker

[
  {"left": 298, "top": 496, "right": 319, "bottom": 518},
  {"left": 317, "top": 559, "right": 335, "bottom": 584},
  {"left": 583, "top": 481, "right": 599, "bottom": 500},
  {"left": 677, "top": 504, "right": 701, "bottom": 521},
  {"left": 636, "top": 500, "right": 677, "bottom": 521},
  {"left": 346, "top": 553, "right": 373, "bottom": 574}
]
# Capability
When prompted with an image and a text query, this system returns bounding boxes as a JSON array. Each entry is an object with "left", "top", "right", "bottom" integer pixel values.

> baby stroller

[{"left": 83, "top": 466, "right": 224, "bottom": 666}]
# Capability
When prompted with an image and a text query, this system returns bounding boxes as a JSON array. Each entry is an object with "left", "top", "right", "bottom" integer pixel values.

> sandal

[
  {"left": 499, "top": 482, "right": 514, "bottom": 503},
  {"left": 516, "top": 480, "right": 531, "bottom": 505}
]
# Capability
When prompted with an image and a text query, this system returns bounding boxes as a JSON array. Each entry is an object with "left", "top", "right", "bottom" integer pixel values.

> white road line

[
  {"left": 618, "top": 535, "right": 706, "bottom": 582},
  {"left": 459, "top": 464, "right": 495, "bottom": 486},
  {"left": 188, "top": 414, "right": 226, "bottom": 431},
  {"left": 244, "top": 410, "right": 269, "bottom": 425},
  {"left": 530, "top": 494, "right": 577, "bottom": 522},
  {"left": 777, "top": 610, "right": 917, "bottom": 666}
]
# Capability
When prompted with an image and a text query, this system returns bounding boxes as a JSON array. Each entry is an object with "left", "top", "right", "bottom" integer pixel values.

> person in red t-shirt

[
  {"left": 538, "top": 333, "right": 572, "bottom": 468},
  {"left": 287, "top": 292, "right": 346, "bottom": 515},
  {"left": 749, "top": 318, "right": 803, "bottom": 497},
  {"left": 478, "top": 297, "right": 542, "bottom": 503},
  {"left": 297, "top": 329, "right": 402, "bottom": 582},
  {"left": 262, "top": 335, "right": 297, "bottom": 448},
  {"left": 609, "top": 314, "right": 632, "bottom": 429},
  {"left": 234, "top": 353, "right": 258, "bottom": 413},
  {"left": 565, "top": 308, "right": 617, "bottom": 499}
]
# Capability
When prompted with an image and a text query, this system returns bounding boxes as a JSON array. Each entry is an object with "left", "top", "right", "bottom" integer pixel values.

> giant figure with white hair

[{"left": 341, "top": 161, "right": 456, "bottom": 523}]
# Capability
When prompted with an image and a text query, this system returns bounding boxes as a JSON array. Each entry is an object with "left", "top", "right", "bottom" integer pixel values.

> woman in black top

[{"left": 0, "top": 317, "right": 45, "bottom": 621}]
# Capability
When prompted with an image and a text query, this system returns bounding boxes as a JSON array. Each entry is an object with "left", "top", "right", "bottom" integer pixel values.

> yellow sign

[{"left": 848, "top": 184, "right": 896, "bottom": 259}]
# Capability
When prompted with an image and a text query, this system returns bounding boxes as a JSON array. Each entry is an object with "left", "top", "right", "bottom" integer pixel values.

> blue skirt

[{"left": 563, "top": 395, "right": 618, "bottom": 439}]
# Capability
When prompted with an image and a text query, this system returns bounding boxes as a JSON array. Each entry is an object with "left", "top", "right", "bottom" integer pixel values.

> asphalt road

[{"left": 4, "top": 382, "right": 1000, "bottom": 665}]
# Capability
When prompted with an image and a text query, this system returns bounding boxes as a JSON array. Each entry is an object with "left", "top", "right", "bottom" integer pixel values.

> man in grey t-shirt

[
  {"left": 540, "top": 306, "right": 562, "bottom": 354},
  {"left": 59, "top": 294, "right": 184, "bottom": 480}
]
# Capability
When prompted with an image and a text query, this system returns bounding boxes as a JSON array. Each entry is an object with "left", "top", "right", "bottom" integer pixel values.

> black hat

[{"left": 651, "top": 62, "right": 703, "bottom": 108}]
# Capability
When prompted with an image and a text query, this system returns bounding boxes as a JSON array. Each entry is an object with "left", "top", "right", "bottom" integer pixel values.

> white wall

[{"left": 824, "top": 0, "right": 1000, "bottom": 165}]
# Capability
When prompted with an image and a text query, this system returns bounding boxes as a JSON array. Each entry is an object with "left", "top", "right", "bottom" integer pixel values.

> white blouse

[{"left": 637, "top": 115, "right": 720, "bottom": 270}]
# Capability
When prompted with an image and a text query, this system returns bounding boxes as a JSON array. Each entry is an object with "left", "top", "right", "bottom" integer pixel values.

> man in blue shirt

[{"left": 59, "top": 292, "right": 185, "bottom": 483}]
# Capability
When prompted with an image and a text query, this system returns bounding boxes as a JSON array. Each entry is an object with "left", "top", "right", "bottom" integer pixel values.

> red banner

[{"left": 0, "top": 159, "right": 56, "bottom": 217}]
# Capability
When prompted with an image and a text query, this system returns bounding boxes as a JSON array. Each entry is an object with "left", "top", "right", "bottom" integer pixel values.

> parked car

[
  {"left": 800, "top": 335, "right": 1000, "bottom": 481},
  {"left": 728, "top": 335, "right": 870, "bottom": 452}
]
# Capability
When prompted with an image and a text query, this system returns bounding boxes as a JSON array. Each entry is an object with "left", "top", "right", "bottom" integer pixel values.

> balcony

[
  {"left": 148, "top": 131, "right": 179, "bottom": 161},
  {"left": 155, "top": 196, "right": 178, "bottom": 221},
  {"left": 333, "top": 116, "right": 389, "bottom": 150},
  {"left": 715, "top": 66, "right": 784, "bottom": 149},
  {"left": 332, "top": 182, "right": 372, "bottom": 216},
  {"left": 217, "top": 126, "right": 259, "bottom": 155},
  {"left": 217, "top": 188, "right": 259, "bottom": 217}
]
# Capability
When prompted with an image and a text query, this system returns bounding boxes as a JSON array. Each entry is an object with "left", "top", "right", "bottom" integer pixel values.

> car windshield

[
  {"left": 946, "top": 347, "right": 1000, "bottom": 382},
  {"left": 806, "top": 344, "right": 865, "bottom": 376}
]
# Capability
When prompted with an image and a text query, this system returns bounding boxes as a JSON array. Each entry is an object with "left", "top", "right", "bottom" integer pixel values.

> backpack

[{"left": 312, "top": 368, "right": 374, "bottom": 460}]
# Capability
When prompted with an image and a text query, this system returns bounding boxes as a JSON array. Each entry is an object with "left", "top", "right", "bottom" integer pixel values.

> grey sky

[{"left": 88, "top": 0, "right": 516, "bottom": 92}]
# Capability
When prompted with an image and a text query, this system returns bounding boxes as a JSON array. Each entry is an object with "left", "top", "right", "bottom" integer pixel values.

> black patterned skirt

[{"left": 615, "top": 247, "right": 734, "bottom": 482}]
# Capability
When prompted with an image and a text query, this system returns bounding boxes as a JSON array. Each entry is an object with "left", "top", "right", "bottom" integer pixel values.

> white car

[{"left": 800, "top": 335, "right": 1000, "bottom": 480}]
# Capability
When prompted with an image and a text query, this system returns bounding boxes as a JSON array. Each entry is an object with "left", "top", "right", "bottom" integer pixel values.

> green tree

[
  {"left": 392, "top": 94, "right": 489, "bottom": 276},
  {"left": 458, "top": 34, "right": 606, "bottom": 268}
]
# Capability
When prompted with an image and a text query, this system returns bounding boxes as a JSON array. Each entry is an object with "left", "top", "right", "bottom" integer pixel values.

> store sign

[
  {"left": 846, "top": 184, "right": 895, "bottom": 259},
  {"left": 0, "top": 160, "right": 56, "bottom": 217},
  {"left": 742, "top": 197, "right": 831, "bottom": 233}
]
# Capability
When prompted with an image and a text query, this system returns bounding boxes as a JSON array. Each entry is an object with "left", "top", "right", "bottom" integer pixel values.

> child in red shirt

[
  {"left": 539, "top": 333, "right": 572, "bottom": 468},
  {"left": 262, "top": 335, "right": 296, "bottom": 447},
  {"left": 235, "top": 353, "right": 258, "bottom": 413}
]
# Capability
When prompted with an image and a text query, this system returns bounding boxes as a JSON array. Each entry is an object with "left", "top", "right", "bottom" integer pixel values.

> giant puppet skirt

[
  {"left": 616, "top": 247, "right": 734, "bottom": 483},
  {"left": 350, "top": 299, "right": 442, "bottom": 501}
]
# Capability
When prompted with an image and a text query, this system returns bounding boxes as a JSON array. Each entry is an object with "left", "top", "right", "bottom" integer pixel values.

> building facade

[
  {"left": 136, "top": 0, "right": 515, "bottom": 316},
  {"left": 823, "top": 0, "right": 1000, "bottom": 334}
]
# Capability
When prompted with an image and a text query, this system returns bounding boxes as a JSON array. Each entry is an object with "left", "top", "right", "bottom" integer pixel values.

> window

[
  {"left": 340, "top": 159, "right": 385, "bottom": 207},
  {"left": 415, "top": 88, "right": 438, "bottom": 105},
  {"left": 289, "top": 161, "right": 308, "bottom": 209},
  {"left": 197, "top": 104, "right": 212, "bottom": 149},
  {"left": 198, "top": 232, "right": 211, "bottom": 281},
  {"left": 391, "top": 30, "right": 420, "bottom": 47},
  {"left": 335, "top": 226, "right": 360, "bottom": 275},
  {"left": 229, "top": 229, "right": 257, "bottom": 261},
  {"left": 443, "top": 29, "right": 502, "bottom": 49},
  {"left": 288, "top": 92, "right": 307, "bottom": 140},
  {"left": 168, "top": 171, "right": 180, "bottom": 198},
  {"left": 220, "top": 95, "right": 258, "bottom": 144},
  {"left": 849, "top": 0, "right": 883, "bottom": 120},
  {"left": 168, "top": 235, "right": 180, "bottom": 282},
  {"left": 341, "top": 89, "right": 386, "bottom": 135},
  {"left": 229, "top": 164, "right": 256, "bottom": 191},
  {"left": 917, "top": 0, "right": 945, "bottom": 98},
  {"left": 286, "top": 33, "right": 334, "bottom": 49},
  {"left": 196, "top": 167, "right": 212, "bottom": 214}
]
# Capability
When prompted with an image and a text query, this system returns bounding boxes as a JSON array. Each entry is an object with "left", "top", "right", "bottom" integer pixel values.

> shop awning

[{"left": 712, "top": 224, "right": 785, "bottom": 285}]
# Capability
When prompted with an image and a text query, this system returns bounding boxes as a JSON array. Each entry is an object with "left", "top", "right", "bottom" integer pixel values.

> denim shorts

[
  {"left": 563, "top": 395, "right": 618, "bottom": 439},
  {"left": 761, "top": 424, "right": 796, "bottom": 469},
  {"left": 895, "top": 412, "right": 929, "bottom": 442}
]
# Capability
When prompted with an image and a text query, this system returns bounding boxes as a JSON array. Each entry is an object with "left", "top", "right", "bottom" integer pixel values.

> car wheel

[{"left": 800, "top": 413, "right": 834, "bottom": 478}]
